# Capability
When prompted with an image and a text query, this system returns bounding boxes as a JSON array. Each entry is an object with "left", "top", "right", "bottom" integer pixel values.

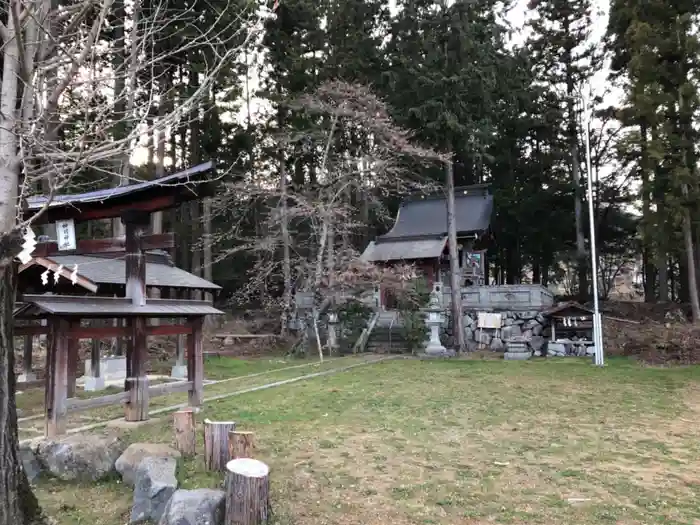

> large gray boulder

[
  {"left": 490, "top": 337, "right": 505, "bottom": 352},
  {"left": 529, "top": 336, "right": 546, "bottom": 353},
  {"left": 158, "top": 489, "right": 225, "bottom": 525},
  {"left": 501, "top": 324, "right": 522, "bottom": 340},
  {"left": 117, "top": 443, "right": 182, "bottom": 487},
  {"left": 130, "top": 456, "right": 178, "bottom": 524},
  {"left": 36, "top": 434, "right": 125, "bottom": 482},
  {"left": 20, "top": 443, "right": 42, "bottom": 483}
]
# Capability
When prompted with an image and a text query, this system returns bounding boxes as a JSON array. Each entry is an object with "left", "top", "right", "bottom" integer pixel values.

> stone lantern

[
  {"left": 423, "top": 283, "right": 454, "bottom": 357},
  {"left": 327, "top": 312, "right": 340, "bottom": 353}
]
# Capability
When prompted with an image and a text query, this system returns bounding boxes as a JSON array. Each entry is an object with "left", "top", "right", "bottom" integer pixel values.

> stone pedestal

[
  {"left": 17, "top": 372, "right": 37, "bottom": 384},
  {"left": 82, "top": 355, "right": 126, "bottom": 391},
  {"left": 505, "top": 337, "right": 531, "bottom": 361},
  {"left": 171, "top": 365, "right": 188, "bottom": 380},
  {"left": 327, "top": 313, "right": 339, "bottom": 354},
  {"left": 84, "top": 375, "right": 106, "bottom": 392}
]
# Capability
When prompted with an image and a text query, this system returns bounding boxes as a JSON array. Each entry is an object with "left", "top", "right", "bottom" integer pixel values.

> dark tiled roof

[
  {"left": 360, "top": 237, "right": 447, "bottom": 262},
  {"left": 47, "top": 254, "right": 220, "bottom": 291},
  {"left": 26, "top": 161, "right": 214, "bottom": 212},
  {"left": 544, "top": 301, "right": 594, "bottom": 317},
  {"left": 378, "top": 186, "right": 493, "bottom": 241},
  {"left": 16, "top": 295, "right": 223, "bottom": 317}
]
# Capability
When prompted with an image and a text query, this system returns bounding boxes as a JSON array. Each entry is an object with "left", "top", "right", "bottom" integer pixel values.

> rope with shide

[{"left": 18, "top": 355, "right": 404, "bottom": 444}]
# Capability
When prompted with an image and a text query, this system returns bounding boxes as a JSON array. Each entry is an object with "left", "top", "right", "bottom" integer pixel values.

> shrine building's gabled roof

[
  {"left": 378, "top": 184, "right": 493, "bottom": 242},
  {"left": 360, "top": 184, "right": 493, "bottom": 263}
]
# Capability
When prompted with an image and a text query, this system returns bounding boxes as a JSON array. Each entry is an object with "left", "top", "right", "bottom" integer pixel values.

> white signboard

[
  {"left": 477, "top": 312, "right": 502, "bottom": 329},
  {"left": 56, "top": 219, "right": 77, "bottom": 251}
]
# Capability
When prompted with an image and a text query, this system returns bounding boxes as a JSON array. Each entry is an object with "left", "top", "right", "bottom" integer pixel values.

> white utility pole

[{"left": 582, "top": 85, "right": 605, "bottom": 366}]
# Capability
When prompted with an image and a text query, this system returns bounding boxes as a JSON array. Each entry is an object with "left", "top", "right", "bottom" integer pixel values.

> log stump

[
  {"left": 204, "top": 419, "right": 236, "bottom": 471},
  {"left": 173, "top": 409, "right": 196, "bottom": 456},
  {"left": 224, "top": 458, "right": 270, "bottom": 525},
  {"left": 228, "top": 431, "right": 255, "bottom": 459}
]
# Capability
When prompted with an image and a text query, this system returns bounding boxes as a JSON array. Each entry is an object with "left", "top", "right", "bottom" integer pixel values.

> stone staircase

[{"left": 366, "top": 310, "right": 408, "bottom": 353}]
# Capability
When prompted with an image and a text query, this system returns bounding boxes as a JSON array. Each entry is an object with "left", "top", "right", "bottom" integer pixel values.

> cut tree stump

[
  {"left": 224, "top": 458, "right": 270, "bottom": 525},
  {"left": 204, "top": 419, "right": 236, "bottom": 471},
  {"left": 173, "top": 408, "right": 196, "bottom": 456},
  {"left": 228, "top": 431, "right": 255, "bottom": 459}
]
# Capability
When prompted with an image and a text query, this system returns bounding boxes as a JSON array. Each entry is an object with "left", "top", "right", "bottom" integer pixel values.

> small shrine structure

[
  {"left": 360, "top": 185, "right": 493, "bottom": 307},
  {"left": 13, "top": 161, "right": 223, "bottom": 437}
]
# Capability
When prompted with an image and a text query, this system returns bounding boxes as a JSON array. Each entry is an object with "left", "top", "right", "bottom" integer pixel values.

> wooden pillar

[
  {"left": 67, "top": 319, "right": 80, "bottom": 398},
  {"left": 91, "top": 320, "right": 101, "bottom": 378},
  {"left": 172, "top": 289, "right": 188, "bottom": 379},
  {"left": 123, "top": 210, "right": 151, "bottom": 421},
  {"left": 45, "top": 318, "right": 69, "bottom": 437},
  {"left": 18, "top": 331, "right": 35, "bottom": 383},
  {"left": 123, "top": 210, "right": 149, "bottom": 306},
  {"left": 187, "top": 316, "right": 204, "bottom": 408},
  {"left": 84, "top": 319, "right": 106, "bottom": 391},
  {"left": 125, "top": 316, "right": 149, "bottom": 421}
]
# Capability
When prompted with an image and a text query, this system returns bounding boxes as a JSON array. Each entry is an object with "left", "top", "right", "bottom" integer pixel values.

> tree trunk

[
  {"left": 639, "top": 121, "right": 656, "bottom": 301},
  {"left": 682, "top": 205, "right": 700, "bottom": 322},
  {"left": 572, "top": 132, "right": 587, "bottom": 300},
  {"left": 224, "top": 459, "right": 270, "bottom": 525},
  {"left": 173, "top": 409, "right": 196, "bottom": 457},
  {"left": 0, "top": 266, "right": 45, "bottom": 525},
  {"left": 0, "top": 21, "right": 45, "bottom": 509},
  {"left": 446, "top": 159, "right": 465, "bottom": 353},
  {"left": 228, "top": 431, "right": 255, "bottom": 460},
  {"left": 204, "top": 419, "right": 236, "bottom": 472},
  {"left": 189, "top": 71, "right": 202, "bottom": 298},
  {"left": 279, "top": 160, "right": 292, "bottom": 336},
  {"left": 564, "top": 23, "right": 588, "bottom": 301}
]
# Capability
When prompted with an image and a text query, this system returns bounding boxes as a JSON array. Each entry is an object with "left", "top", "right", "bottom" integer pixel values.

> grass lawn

[
  {"left": 34, "top": 357, "right": 700, "bottom": 525},
  {"left": 17, "top": 355, "right": 365, "bottom": 439}
]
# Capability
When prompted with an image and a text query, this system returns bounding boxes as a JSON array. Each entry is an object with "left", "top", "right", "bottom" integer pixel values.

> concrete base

[
  {"left": 424, "top": 341, "right": 449, "bottom": 356},
  {"left": 504, "top": 351, "right": 531, "bottom": 361},
  {"left": 17, "top": 372, "right": 37, "bottom": 383},
  {"left": 419, "top": 349, "right": 456, "bottom": 359},
  {"left": 170, "top": 364, "right": 187, "bottom": 380},
  {"left": 83, "top": 375, "right": 106, "bottom": 392},
  {"left": 85, "top": 356, "right": 126, "bottom": 381}
]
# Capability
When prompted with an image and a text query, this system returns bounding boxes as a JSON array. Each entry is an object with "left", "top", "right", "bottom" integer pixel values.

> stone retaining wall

[
  {"left": 462, "top": 310, "right": 549, "bottom": 355},
  {"left": 459, "top": 309, "right": 595, "bottom": 358}
]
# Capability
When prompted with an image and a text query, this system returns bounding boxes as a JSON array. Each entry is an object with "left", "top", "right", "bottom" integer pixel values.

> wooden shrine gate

[{"left": 14, "top": 162, "right": 223, "bottom": 437}]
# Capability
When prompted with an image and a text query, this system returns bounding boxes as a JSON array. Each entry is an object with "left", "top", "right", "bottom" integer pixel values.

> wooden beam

[
  {"left": 66, "top": 392, "right": 127, "bottom": 412},
  {"left": 35, "top": 194, "right": 177, "bottom": 224},
  {"left": 33, "top": 233, "right": 175, "bottom": 257},
  {"left": 148, "top": 324, "right": 194, "bottom": 337},
  {"left": 17, "top": 257, "right": 99, "bottom": 293},
  {"left": 148, "top": 380, "right": 193, "bottom": 397},
  {"left": 15, "top": 325, "right": 48, "bottom": 337},
  {"left": 187, "top": 317, "right": 204, "bottom": 408},
  {"left": 45, "top": 319, "right": 69, "bottom": 437},
  {"left": 212, "top": 334, "right": 277, "bottom": 339},
  {"left": 15, "top": 322, "right": 193, "bottom": 339}
]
